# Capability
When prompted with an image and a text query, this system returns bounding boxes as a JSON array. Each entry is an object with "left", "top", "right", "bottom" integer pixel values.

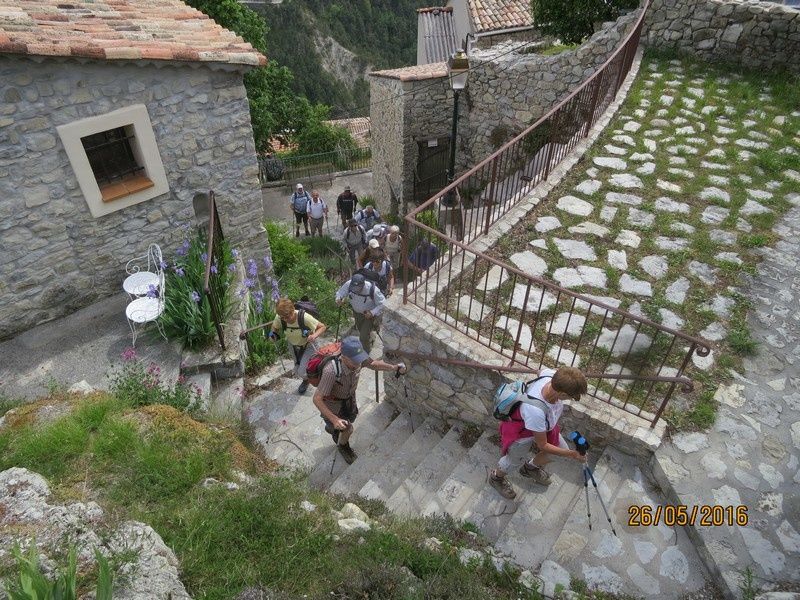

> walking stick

[
  {"left": 326, "top": 214, "right": 330, "bottom": 235},
  {"left": 585, "top": 465, "right": 617, "bottom": 536},
  {"left": 334, "top": 304, "right": 343, "bottom": 341}
]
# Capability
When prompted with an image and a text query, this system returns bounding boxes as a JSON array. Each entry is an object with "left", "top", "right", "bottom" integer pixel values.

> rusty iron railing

[
  {"left": 202, "top": 190, "right": 227, "bottom": 350},
  {"left": 402, "top": 0, "right": 712, "bottom": 427}
]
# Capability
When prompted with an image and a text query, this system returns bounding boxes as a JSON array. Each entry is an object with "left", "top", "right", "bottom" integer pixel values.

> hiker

[
  {"left": 343, "top": 218, "right": 367, "bottom": 265},
  {"left": 355, "top": 205, "right": 381, "bottom": 231},
  {"left": 365, "top": 251, "right": 394, "bottom": 297},
  {"left": 489, "top": 367, "right": 588, "bottom": 500},
  {"left": 336, "top": 186, "right": 358, "bottom": 228},
  {"left": 408, "top": 238, "right": 440, "bottom": 272},
  {"left": 289, "top": 183, "right": 312, "bottom": 237},
  {"left": 269, "top": 298, "right": 326, "bottom": 394},
  {"left": 367, "top": 223, "right": 387, "bottom": 247},
  {"left": 307, "top": 190, "right": 328, "bottom": 237},
  {"left": 384, "top": 225, "right": 403, "bottom": 270},
  {"left": 335, "top": 273, "right": 385, "bottom": 353},
  {"left": 356, "top": 239, "right": 385, "bottom": 269},
  {"left": 313, "top": 336, "right": 407, "bottom": 464}
]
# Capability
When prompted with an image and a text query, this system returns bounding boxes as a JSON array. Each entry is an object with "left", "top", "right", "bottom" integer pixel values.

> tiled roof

[
  {"left": 0, "top": 0, "right": 267, "bottom": 66},
  {"left": 324, "top": 117, "right": 371, "bottom": 148},
  {"left": 370, "top": 62, "right": 448, "bottom": 82},
  {"left": 417, "top": 6, "right": 459, "bottom": 64},
  {"left": 467, "top": 0, "right": 533, "bottom": 34}
]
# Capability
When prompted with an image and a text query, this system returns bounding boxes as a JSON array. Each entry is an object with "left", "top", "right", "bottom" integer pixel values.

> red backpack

[{"left": 305, "top": 341, "right": 342, "bottom": 386}]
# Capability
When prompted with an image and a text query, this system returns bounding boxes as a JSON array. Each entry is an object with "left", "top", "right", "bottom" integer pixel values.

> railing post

[
  {"left": 483, "top": 160, "right": 499, "bottom": 235},
  {"left": 583, "top": 70, "right": 604, "bottom": 137},
  {"left": 542, "top": 112, "right": 560, "bottom": 181}
]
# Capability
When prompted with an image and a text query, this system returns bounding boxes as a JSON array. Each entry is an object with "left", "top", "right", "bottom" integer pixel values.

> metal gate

[{"left": 413, "top": 139, "right": 450, "bottom": 205}]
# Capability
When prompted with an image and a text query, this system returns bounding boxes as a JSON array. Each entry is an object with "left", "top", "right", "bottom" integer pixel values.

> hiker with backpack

[
  {"left": 335, "top": 273, "right": 385, "bottom": 353},
  {"left": 355, "top": 238, "right": 385, "bottom": 269},
  {"left": 289, "top": 183, "right": 312, "bottom": 237},
  {"left": 311, "top": 336, "right": 407, "bottom": 464},
  {"left": 306, "top": 190, "right": 328, "bottom": 238},
  {"left": 355, "top": 205, "right": 381, "bottom": 231},
  {"left": 336, "top": 186, "right": 358, "bottom": 228},
  {"left": 343, "top": 218, "right": 367, "bottom": 265},
  {"left": 364, "top": 251, "right": 394, "bottom": 297},
  {"left": 269, "top": 297, "right": 326, "bottom": 394},
  {"left": 489, "top": 367, "right": 588, "bottom": 500},
  {"left": 383, "top": 225, "right": 403, "bottom": 270}
]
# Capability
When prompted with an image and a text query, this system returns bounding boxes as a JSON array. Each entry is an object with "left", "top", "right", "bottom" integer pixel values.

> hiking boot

[
  {"left": 519, "top": 462, "right": 551, "bottom": 485},
  {"left": 298, "top": 380, "right": 309, "bottom": 394},
  {"left": 295, "top": 230, "right": 300, "bottom": 237},
  {"left": 489, "top": 472, "right": 516, "bottom": 499},
  {"left": 337, "top": 443, "right": 357, "bottom": 464}
]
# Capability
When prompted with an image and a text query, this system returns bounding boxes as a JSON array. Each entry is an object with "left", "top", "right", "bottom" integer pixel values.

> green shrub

[
  {"left": 265, "top": 222, "right": 309, "bottom": 277},
  {"left": 358, "top": 195, "right": 376, "bottom": 208},
  {"left": 530, "top": 0, "right": 638, "bottom": 45},
  {"left": 109, "top": 351, "right": 200, "bottom": 412},
  {"left": 161, "top": 228, "right": 235, "bottom": 349}
]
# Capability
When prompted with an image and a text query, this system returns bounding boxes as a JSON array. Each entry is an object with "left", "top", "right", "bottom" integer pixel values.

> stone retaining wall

[
  {"left": 382, "top": 296, "right": 664, "bottom": 456},
  {"left": 0, "top": 56, "right": 268, "bottom": 339},
  {"left": 644, "top": 0, "right": 800, "bottom": 73}
]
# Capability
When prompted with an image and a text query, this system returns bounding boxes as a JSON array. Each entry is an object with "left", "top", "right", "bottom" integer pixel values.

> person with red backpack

[
  {"left": 489, "top": 367, "right": 588, "bottom": 500},
  {"left": 312, "top": 336, "right": 406, "bottom": 464},
  {"left": 269, "top": 297, "right": 326, "bottom": 394}
]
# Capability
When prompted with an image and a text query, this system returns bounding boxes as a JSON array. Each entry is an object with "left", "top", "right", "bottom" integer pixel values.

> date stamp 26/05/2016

[{"left": 628, "top": 504, "right": 749, "bottom": 527}]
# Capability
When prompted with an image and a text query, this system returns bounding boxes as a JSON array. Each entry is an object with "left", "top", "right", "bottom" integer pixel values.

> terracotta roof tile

[
  {"left": 467, "top": 0, "right": 533, "bottom": 34},
  {"left": 0, "top": 0, "right": 266, "bottom": 66},
  {"left": 370, "top": 62, "right": 448, "bottom": 82}
]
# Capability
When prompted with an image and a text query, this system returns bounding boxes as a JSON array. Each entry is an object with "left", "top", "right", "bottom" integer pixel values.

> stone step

[
  {"left": 358, "top": 415, "right": 448, "bottom": 503},
  {"left": 458, "top": 485, "right": 519, "bottom": 543},
  {"left": 420, "top": 431, "right": 497, "bottom": 518},
  {"left": 385, "top": 427, "right": 470, "bottom": 516},
  {"left": 547, "top": 447, "right": 708, "bottom": 598},
  {"left": 307, "top": 400, "right": 398, "bottom": 490},
  {"left": 493, "top": 457, "right": 586, "bottom": 570},
  {"left": 210, "top": 376, "right": 245, "bottom": 420},
  {"left": 328, "top": 411, "right": 415, "bottom": 497}
]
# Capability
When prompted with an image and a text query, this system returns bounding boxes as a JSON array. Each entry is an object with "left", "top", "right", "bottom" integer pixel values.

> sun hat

[
  {"left": 389, "top": 225, "right": 400, "bottom": 233},
  {"left": 341, "top": 336, "right": 370, "bottom": 366},
  {"left": 372, "top": 225, "right": 383, "bottom": 235},
  {"left": 368, "top": 239, "right": 380, "bottom": 249}
]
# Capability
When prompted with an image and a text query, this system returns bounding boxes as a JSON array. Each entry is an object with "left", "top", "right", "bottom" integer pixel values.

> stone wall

[
  {"left": 644, "top": 0, "right": 800, "bottom": 73},
  {"left": 370, "top": 77, "right": 406, "bottom": 217},
  {"left": 461, "top": 10, "right": 640, "bottom": 167},
  {"left": 382, "top": 296, "right": 664, "bottom": 457},
  {"left": 0, "top": 56, "right": 269, "bottom": 339}
]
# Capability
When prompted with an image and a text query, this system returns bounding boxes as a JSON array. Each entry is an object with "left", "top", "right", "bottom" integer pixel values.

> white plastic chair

[
  {"left": 125, "top": 268, "right": 166, "bottom": 346},
  {"left": 123, "top": 244, "right": 163, "bottom": 299}
]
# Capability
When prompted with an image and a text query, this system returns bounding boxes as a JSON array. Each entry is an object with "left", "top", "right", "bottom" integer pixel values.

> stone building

[{"left": 0, "top": 0, "right": 269, "bottom": 339}]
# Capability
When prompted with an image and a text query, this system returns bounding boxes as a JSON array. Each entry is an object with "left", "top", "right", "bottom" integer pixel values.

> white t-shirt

[
  {"left": 307, "top": 199, "right": 327, "bottom": 219},
  {"left": 520, "top": 368, "right": 562, "bottom": 432}
]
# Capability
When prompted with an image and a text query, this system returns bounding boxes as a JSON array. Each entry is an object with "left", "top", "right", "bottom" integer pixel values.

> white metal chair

[
  {"left": 123, "top": 243, "right": 163, "bottom": 299},
  {"left": 125, "top": 268, "right": 166, "bottom": 346}
]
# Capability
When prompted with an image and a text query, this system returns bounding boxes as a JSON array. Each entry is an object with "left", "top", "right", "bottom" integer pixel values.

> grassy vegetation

[{"left": 0, "top": 388, "right": 541, "bottom": 599}]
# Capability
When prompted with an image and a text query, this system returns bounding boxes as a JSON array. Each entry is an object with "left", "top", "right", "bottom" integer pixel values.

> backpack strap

[{"left": 298, "top": 308, "right": 306, "bottom": 332}]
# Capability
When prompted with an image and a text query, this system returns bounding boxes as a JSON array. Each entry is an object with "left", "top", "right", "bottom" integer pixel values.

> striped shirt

[{"left": 317, "top": 359, "right": 360, "bottom": 400}]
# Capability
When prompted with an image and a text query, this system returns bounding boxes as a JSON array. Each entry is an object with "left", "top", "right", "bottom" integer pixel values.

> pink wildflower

[
  {"left": 121, "top": 347, "right": 137, "bottom": 361},
  {"left": 280, "top": 419, "right": 288, "bottom": 427}
]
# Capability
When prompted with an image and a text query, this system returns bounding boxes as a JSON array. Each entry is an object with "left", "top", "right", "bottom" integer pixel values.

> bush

[
  {"left": 160, "top": 227, "right": 235, "bottom": 350},
  {"left": 265, "top": 222, "right": 309, "bottom": 277},
  {"left": 530, "top": 0, "right": 638, "bottom": 45},
  {"left": 109, "top": 350, "right": 201, "bottom": 412}
]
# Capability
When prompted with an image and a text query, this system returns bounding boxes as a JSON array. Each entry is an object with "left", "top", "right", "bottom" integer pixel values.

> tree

[{"left": 530, "top": 0, "right": 638, "bottom": 45}]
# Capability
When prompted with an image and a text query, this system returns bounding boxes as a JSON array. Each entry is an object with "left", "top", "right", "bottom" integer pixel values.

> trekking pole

[
  {"left": 334, "top": 305, "right": 343, "bottom": 341},
  {"left": 583, "top": 466, "right": 592, "bottom": 531},
  {"left": 330, "top": 449, "right": 337, "bottom": 475},
  {"left": 396, "top": 368, "right": 413, "bottom": 433},
  {"left": 586, "top": 465, "right": 617, "bottom": 536},
  {"left": 375, "top": 369, "right": 379, "bottom": 404},
  {"left": 326, "top": 214, "right": 331, "bottom": 235}
]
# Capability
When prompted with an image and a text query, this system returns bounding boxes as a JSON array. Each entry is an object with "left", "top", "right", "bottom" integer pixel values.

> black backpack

[
  {"left": 354, "top": 268, "right": 384, "bottom": 295},
  {"left": 279, "top": 296, "right": 319, "bottom": 335}
]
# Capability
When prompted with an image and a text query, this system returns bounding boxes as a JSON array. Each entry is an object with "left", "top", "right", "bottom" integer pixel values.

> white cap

[
  {"left": 296, "top": 183, "right": 303, "bottom": 189},
  {"left": 372, "top": 225, "right": 383, "bottom": 235},
  {"left": 368, "top": 239, "right": 380, "bottom": 249}
]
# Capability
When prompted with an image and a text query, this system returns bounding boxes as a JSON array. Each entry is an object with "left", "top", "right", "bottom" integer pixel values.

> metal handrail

[{"left": 400, "top": 0, "right": 710, "bottom": 427}]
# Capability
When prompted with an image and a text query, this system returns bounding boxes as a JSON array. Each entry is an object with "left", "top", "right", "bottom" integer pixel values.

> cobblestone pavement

[{"left": 656, "top": 202, "right": 800, "bottom": 597}]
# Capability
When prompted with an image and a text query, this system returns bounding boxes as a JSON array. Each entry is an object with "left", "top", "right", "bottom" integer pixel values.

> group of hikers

[{"left": 275, "top": 182, "right": 588, "bottom": 496}]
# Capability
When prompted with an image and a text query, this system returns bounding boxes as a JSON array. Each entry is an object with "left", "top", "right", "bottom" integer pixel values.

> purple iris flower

[
  {"left": 247, "top": 259, "right": 258, "bottom": 277},
  {"left": 263, "top": 256, "right": 273, "bottom": 272},
  {"left": 175, "top": 267, "right": 185, "bottom": 277},
  {"left": 201, "top": 252, "right": 208, "bottom": 263},
  {"left": 228, "top": 263, "right": 237, "bottom": 272},
  {"left": 270, "top": 279, "right": 280, "bottom": 302},
  {"left": 238, "top": 288, "right": 247, "bottom": 298},
  {"left": 231, "top": 248, "right": 240, "bottom": 259},
  {"left": 190, "top": 291, "right": 201, "bottom": 303},
  {"left": 159, "top": 260, "right": 168, "bottom": 270},
  {"left": 244, "top": 278, "right": 255, "bottom": 289},
  {"left": 176, "top": 240, "right": 190, "bottom": 257},
  {"left": 146, "top": 284, "right": 159, "bottom": 299},
  {"left": 211, "top": 264, "right": 218, "bottom": 274}
]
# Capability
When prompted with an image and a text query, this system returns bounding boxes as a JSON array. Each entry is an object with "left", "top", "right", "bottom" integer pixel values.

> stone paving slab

[{"left": 653, "top": 208, "right": 800, "bottom": 598}]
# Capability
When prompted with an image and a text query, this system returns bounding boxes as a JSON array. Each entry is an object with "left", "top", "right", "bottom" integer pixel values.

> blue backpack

[
  {"left": 292, "top": 191, "right": 311, "bottom": 213},
  {"left": 492, "top": 375, "right": 551, "bottom": 423}
]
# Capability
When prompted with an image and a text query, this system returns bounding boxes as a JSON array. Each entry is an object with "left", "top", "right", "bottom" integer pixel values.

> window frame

[{"left": 57, "top": 104, "right": 169, "bottom": 218}]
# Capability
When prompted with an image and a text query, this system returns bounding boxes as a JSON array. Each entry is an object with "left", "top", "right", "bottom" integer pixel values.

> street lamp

[{"left": 444, "top": 48, "right": 469, "bottom": 208}]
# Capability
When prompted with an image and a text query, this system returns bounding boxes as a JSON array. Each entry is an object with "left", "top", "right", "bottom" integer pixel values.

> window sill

[{"left": 100, "top": 175, "right": 154, "bottom": 203}]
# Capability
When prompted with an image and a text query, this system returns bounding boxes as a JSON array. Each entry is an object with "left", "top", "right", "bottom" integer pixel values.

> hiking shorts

[
  {"left": 321, "top": 397, "right": 358, "bottom": 440},
  {"left": 498, "top": 430, "right": 568, "bottom": 472},
  {"left": 310, "top": 216, "right": 324, "bottom": 235},
  {"left": 292, "top": 341, "right": 319, "bottom": 380},
  {"left": 294, "top": 211, "right": 308, "bottom": 226}
]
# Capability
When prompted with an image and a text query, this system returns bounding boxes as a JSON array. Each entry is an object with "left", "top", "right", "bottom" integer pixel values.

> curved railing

[{"left": 402, "top": 0, "right": 712, "bottom": 427}]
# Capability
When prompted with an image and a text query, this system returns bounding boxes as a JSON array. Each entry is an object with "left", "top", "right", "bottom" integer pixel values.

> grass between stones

[
  {"left": 0, "top": 391, "right": 541, "bottom": 599},
  {"left": 438, "top": 50, "right": 800, "bottom": 430}
]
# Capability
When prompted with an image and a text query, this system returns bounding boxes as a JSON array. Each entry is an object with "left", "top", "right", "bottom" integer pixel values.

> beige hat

[
  {"left": 389, "top": 225, "right": 400, "bottom": 233},
  {"left": 368, "top": 239, "right": 380, "bottom": 249}
]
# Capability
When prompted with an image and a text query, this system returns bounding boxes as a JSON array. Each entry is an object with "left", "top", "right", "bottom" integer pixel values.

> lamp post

[{"left": 443, "top": 49, "right": 469, "bottom": 208}]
